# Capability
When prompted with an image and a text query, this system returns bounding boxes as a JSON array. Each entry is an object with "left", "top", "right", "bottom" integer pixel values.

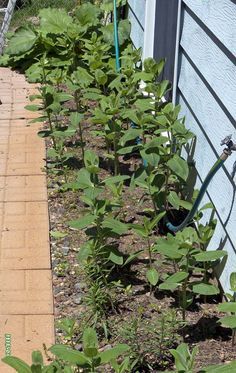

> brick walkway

[{"left": 0, "top": 68, "right": 54, "bottom": 372}]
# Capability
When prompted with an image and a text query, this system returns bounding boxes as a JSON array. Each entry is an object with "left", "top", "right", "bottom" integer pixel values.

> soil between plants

[{"left": 45, "top": 115, "right": 236, "bottom": 371}]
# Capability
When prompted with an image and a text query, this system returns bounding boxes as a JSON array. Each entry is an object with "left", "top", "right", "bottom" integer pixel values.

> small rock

[
  {"left": 61, "top": 246, "right": 70, "bottom": 255},
  {"left": 100, "top": 344, "right": 112, "bottom": 352},
  {"left": 75, "top": 344, "right": 83, "bottom": 351},
  {"left": 74, "top": 295, "right": 83, "bottom": 305},
  {"left": 74, "top": 282, "right": 86, "bottom": 292}
]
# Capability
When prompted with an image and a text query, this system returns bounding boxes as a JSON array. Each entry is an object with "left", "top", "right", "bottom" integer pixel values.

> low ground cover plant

[{"left": 1, "top": 0, "right": 236, "bottom": 371}]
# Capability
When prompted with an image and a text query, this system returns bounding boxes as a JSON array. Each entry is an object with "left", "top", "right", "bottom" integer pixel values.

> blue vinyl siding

[
  {"left": 128, "top": 0, "right": 236, "bottom": 292},
  {"left": 128, "top": 0, "right": 146, "bottom": 49},
  {"left": 177, "top": 0, "right": 236, "bottom": 292}
]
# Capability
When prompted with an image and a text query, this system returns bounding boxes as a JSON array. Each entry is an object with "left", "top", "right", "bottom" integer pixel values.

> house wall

[
  {"left": 127, "top": 0, "right": 146, "bottom": 50},
  {"left": 177, "top": 0, "right": 236, "bottom": 292},
  {"left": 128, "top": 0, "right": 236, "bottom": 292}
]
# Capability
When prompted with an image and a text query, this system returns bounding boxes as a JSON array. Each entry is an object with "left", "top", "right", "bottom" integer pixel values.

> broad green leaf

[
  {"left": 38, "top": 130, "right": 52, "bottom": 138},
  {"left": 75, "top": 3, "right": 102, "bottom": 26},
  {"left": 123, "top": 250, "right": 144, "bottom": 266},
  {"left": 167, "top": 154, "right": 189, "bottom": 181},
  {"left": 145, "top": 137, "right": 169, "bottom": 149},
  {"left": 146, "top": 268, "right": 159, "bottom": 286},
  {"left": 102, "top": 218, "right": 128, "bottom": 235},
  {"left": 202, "top": 361, "right": 236, "bottom": 372},
  {"left": 84, "top": 150, "right": 99, "bottom": 174},
  {"left": 108, "top": 247, "right": 124, "bottom": 265},
  {"left": 167, "top": 191, "right": 180, "bottom": 209},
  {"left": 6, "top": 28, "right": 37, "bottom": 55},
  {"left": 140, "top": 150, "right": 160, "bottom": 167},
  {"left": 129, "top": 224, "right": 147, "bottom": 238},
  {"left": 76, "top": 168, "right": 93, "bottom": 189},
  {"left": 95, "top": 69, "right": 108, "bottom": 86},
  {"left": 159, "top": 282, "right": 179, "bottom": 291},
  {"left": 119, "top": 128, "right": 142, "bottom": 146},
  {"left": 77, "top": 243, "right": 92, "bottom": 262},
  {"left": 1, "top": 356, "right": 31, "bottom": 372},
  {"left": 194, "top": 250, "right": 227, "bottom": 262},
  {"left": 103, "top": 175, "right": 130, "bottom": 185},
  {"left": 82, "top": 328, "right": 98, "bottom": 358},
  {"left": 56, "top": 93, "right": 74, "bottom": 102},
  {"left": 49, "top": 345, "right": 88, "bottom": 365},
  {"left": 68, "top": 214, "right": 96, "bottom": 229},
  {"left": 170, "top": 344, "right": 189, "bottom": 371},
  {"left": 50, "top": 231, "right": 68, "bottom": 239},
  {"left": 218, "top": 316, "right": 236, "bottom": 329},
  {"left": 73, "top": 67, "right": 94, "bottom": 88},
  {"left": 100, "top": 344, "right": 129, "bottom": 363},
  {"left": 117, "top": 145, "right": 139, "bottom": 155},
  {"left": 199, "top": 202, "right": 214, "bottom": 212},
  {"left": 70, "top": 112, "right": 84, "bottom": 128},
  {"left": 179, "top": 199, "right": 192, "bottom": 210},
  {"left": 39, "top": 8, "right": 73, "bottom": 34},
  {"left": 32, "top": 351, "right": 43, "bottom": 365},
  {"left": 192, "top": 283, "right": 220, "bottom": 295},
  {"left": 218, "top": 302, "right": 236, "bottom": 313},
  {"left": 134, "top": 98, "right": 154, "bottom": 112},
  {"left": 102, "top": 19, "right": 131, "bottom": 46},
  {"left": 155, "top": 245, "right": 183, "bottom": 260},
  {"left": 24, "top": 104, "right": 41, "bottom": 112},
  {"left": 165, "top": 271, "right": 188, "bottom": 284},
  {"left": 230, "top": 272, "right": 236, "bottom": 292},
  {"left": 101, "top": 0, "right": 127, "bottom": 12},
  {"left": 154, "top": 234, "right": 181, "bottom": 256}
]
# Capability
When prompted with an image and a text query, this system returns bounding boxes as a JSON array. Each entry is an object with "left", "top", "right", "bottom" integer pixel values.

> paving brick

[
  {"left": 0, "top": 315, "right": 54, "bottom": 371},
  {"left": 1, "top": 229, "right": 49, "bottom": 249},
  {"left": 0, "top": 270, "right": 53, "bottom": 314},
  {"left": 0, "top": 67, "right": 54, "bottom": 366},
  {"left": 0, "top": 248, "right": 50, "bottom": 270},
  {"left": 3, "top": 176, "right": 47, "bottom": 200}
]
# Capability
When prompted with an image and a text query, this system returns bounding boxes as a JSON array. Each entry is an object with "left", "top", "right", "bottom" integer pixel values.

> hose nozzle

[{"left": 221, "top": 135, "right": 236, "bottom": 152}]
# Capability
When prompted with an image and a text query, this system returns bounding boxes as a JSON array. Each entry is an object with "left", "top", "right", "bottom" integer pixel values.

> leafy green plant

[
  {"left": 218, "top": 272, "right": 236, "bottom": 346},
  {"left": 170, "top": 343, "right": 198, "bottom": 373},
  {"left": 129, "top": 213, "right": 165, "bottom": 294},
  {"left": 155, "top": 226, "right": 225, "bottom": 320},
  {"left": 116, "top": 307, "right": 180, "bottom": 371},
  {"left": 2, "top": 328, "right": 130, "bottom": 372},
  {"left": 67, "top": 151, "right": 131, "bottom": 322},
  {"left": 170, "top": 343, "right": 236, "bottom": 373},
  {"left": 50, "top": 327, "right": 129, "bottom": 372}
]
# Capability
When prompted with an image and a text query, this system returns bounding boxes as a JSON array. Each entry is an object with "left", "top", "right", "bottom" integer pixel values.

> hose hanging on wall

[
  {"left": 113, "top": 0, "right": 121, "bottom": 71},
  {"left": 166, "top": 135, "right": 236, "bottom": 232}
]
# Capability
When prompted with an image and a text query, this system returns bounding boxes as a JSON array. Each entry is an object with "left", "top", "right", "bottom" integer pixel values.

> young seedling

[
  {"left": 218, "top": 272, "right": 236, "bottom": 346},
  {"left": 129, "top": 212, "right": 165, "bottom": 295},
  {"left": 170, "top": 343, "right": 198, "bottom": 373}
]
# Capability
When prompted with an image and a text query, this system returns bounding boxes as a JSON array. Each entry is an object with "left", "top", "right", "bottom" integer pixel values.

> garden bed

[
  {"left": 2, "top": 2, "right": 236, "bottom": 372},
  {"left": 48, "top": 116, "right": 236, "bottom": 372}
]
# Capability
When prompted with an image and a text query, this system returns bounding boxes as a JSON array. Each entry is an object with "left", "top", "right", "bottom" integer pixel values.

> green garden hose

[
  {"left": 166, "top": 135, "right": 236, "bottom": 233},
  {"left": 113, "top": 0, "right": 121, "bottom": 71}
]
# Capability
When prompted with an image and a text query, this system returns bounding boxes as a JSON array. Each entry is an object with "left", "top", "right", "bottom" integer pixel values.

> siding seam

[
  {"left": 179, "top": 89, "right": 236, "bottom": 190},
  {"left": 183, "top": 2, "right": 236, "bottom": 64},
  {"left": 179, "top": 47, "right": 236, "bottom": 128}
]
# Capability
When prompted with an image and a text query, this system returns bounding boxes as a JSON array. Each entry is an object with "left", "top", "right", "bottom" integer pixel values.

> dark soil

[{"left": 45, "top": 112, "right": 236, "bottom": 372}]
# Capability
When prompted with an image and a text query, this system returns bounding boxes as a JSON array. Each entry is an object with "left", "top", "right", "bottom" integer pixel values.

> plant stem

[
  {"left": 75, "top": 91, "right": 85, "bottom": 165},
  {"left": 203, "top": 262, "right": 207, "bottom": 304},
  {"left": 113, "top": 132, "right": 119, "bottom": 175},
  {"left": 47, "top": 111, "right": 56, "bottom": 149},
  {"left": 232, "top": 329, "right": 236, "bottom": 347},
  {"left": 147, "top": 237, "right": 153, "bottom": 295}
]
